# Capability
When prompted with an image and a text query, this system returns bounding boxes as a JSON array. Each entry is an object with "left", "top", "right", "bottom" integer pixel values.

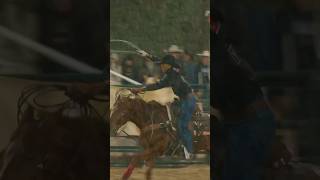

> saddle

[{"left": 158, "top": 99, "right": 204, "bottom": 137}]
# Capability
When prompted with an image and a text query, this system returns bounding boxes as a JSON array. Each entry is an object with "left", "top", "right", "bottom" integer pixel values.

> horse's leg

[
  {"left": 142, "top": 148, "right": 158, "bottom": 180},
  {"left": 143, "top": 143, "right": 168, "bottom": 180},
  {"left": 122, "top": 155, "right": 139, "bottom": 180},
  {"left": 122, "top": 149, "right": 150, "bottom": 180},
  {"left": 145, "top": 158, "right": 155, "bottom": 180}
]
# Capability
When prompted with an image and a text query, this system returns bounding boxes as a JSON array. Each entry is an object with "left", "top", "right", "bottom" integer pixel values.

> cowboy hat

[
  {"left": 164, "top": 45, "right": 183, "bottom": 53},
  {"left": 155, "top": 55, "right": 179, "bottom": 68},
  {"left": 197, "top": 50, "right": 210, "bottom": 57}
]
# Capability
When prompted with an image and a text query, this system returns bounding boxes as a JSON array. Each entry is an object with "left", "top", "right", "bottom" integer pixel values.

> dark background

[
  {"left": 214, "top": 0, "right": 320, "bottom": 164},
  {"left": 0, "top": 0, "right": 109, "bottom": 179},
  {"left": 0, "top": 0, "right": 107, "bottom": 74}
]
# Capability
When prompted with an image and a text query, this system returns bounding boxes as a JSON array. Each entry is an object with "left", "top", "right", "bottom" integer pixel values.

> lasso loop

[
  {"left": 110, "top": 39, "right": 143, "bottom": 55},
  {"left": 110, "top": 39, "right": 156, "bottom": 64},
  {"left": 110, "top": 39, "right": 141, "bottom": 50}
]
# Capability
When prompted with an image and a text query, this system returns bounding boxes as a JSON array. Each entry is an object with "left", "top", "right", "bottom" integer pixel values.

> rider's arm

[
  {"left": 143, "top": 74, "right": 170, "bottom": 91},
  {"left": 146, "top": 54, "right": 161, "bottom": 63},
  {"left": 137, "top": 50, "right": 161, "bottom": 63}
]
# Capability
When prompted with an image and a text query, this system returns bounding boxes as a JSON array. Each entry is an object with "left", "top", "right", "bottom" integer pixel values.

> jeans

[
  {"left": 221, "top": 107, "right": 276, "bottom": 180},
  {"left": 178, "top": 94, "right": 196, "bottom": 153}
]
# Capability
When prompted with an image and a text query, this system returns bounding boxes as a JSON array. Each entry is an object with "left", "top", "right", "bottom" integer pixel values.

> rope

[
  {"left": 110, "top": 39, "right": 142, "bottom": 51},
  {"left": 17, "top": 84, "right": 107, "bottom": 125},
  {"left": 0, "top": 25, "right": 101, "bottom": 73},
  {"left": 110, "top": 39, "right": 155, "bottom": 63},
  {"left": 110, "top": 50, "right": 139, "bottom": 55},
  {"left": 110, "top": 70, "right": 142, "bottom": 85},
  {"left": 166, "top": 104, "right": 172, "bottom": 122},
  {"left": 150, "top": 111, "right": 154, "bottom": 140}
]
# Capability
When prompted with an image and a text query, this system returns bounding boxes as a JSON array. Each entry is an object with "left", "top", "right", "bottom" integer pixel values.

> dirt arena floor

[{"left": 110, "top": 165, "right": 210, "bottom": 180}]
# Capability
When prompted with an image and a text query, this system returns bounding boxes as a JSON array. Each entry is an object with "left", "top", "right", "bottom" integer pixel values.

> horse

[
  {"left": 0, "top": 83, "right": 107, "bottom": 180},
  {"left": 110, "top": 89, "right": 209, "bottom": 180}
]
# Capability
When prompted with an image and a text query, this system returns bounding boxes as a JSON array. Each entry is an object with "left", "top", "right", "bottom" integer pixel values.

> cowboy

[
  {"left": 181, "top": 50, "right": 198, "bottom": 84},
  {"left": 137, "top": 45, "right": 184, "bottom": 71},
  {"left": 131, "top": 54, "right": 196, "bottom": 159},
  {"left": 211, "top": 9, "right": 276, "bottom": 180},
  {"left": 164, "top": 45, "right": 185, "bottom": 73},
  {"left": 195, "top": 50, "right": 210, "bottom": 85},
  {"left": 164, "top": 44, "right": 184, "bottom": 60}
]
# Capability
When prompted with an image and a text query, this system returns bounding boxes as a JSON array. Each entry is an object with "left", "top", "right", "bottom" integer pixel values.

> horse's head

[{"left": 110, "top": 89, "right": 146, "bottom": 134}]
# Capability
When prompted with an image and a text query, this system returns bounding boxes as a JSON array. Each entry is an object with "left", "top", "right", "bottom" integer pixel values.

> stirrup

[
  {"left": 159, "top": 122, "right": 167, "bottom": 129},
  {"left": 159, "top": 121, "right": 167, "bottom": 128},
  {"left": 183, "top": 145, "right": 193, "bottom": 159},
  {"left": 160, "top": 121, "right": 173, "bottom": 128},
  {"left": 167, "top": 121, "right": 176, "bottom": 132}
]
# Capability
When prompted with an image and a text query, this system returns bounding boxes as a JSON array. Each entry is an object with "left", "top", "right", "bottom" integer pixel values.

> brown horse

[{"left": 110, "top": 89, "right": 209, "bottom": 180}]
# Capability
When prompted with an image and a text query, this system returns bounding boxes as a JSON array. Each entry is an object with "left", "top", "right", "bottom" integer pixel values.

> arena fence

[{"left": 110, "top": 158, "right": 210, "bottom": 168}]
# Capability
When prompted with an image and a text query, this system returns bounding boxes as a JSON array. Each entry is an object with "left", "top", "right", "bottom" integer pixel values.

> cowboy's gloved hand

[{"left": 137, "top": 50, "right": 149, "bottom": 57}]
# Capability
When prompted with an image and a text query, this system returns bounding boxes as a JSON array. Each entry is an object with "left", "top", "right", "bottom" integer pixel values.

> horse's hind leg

[
  {"left": 145, "top": 159, "right": 155, "bottom": 180},
  {"left": 143, "top": 143, "right": 167, "bottom": 180},
  {"left": 122, "top": 150, "right": 151, "bottom": 180},
  {"left": 122, "top": 155, "right": 140, "bottom": 180}
]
